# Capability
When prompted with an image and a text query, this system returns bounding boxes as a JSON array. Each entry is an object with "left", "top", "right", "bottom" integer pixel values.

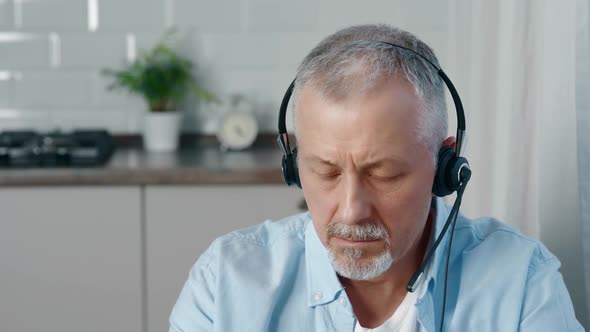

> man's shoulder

[
  {"left": 220, "top": 211, "right": 310, "bottom": 247},
  {"left": 454, "top": 214, "right": 559, "bottom": 270},
  {"left": 197, "top": 212, "right": 311, "bottom": 269},
  {"left": 171, "top": 213, "right": 315, "bottom": 331},
  {"left": 446, "top": 212, "right": 582, "bottom": 331}
]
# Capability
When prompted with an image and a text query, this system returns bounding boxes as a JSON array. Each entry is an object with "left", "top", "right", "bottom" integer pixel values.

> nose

[{"left": 339, "top": 173, "right": 372, "bottom": 225}]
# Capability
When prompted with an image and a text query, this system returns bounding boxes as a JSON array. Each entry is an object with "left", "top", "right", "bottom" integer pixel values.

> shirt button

[
  {"left": 339, "top": 297, "right": 346, "bottom": 305},
  {"left": 314, "top": 291, "right": 323, "bottom": 301}
]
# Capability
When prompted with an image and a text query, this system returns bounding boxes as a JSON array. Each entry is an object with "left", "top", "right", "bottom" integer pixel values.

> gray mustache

[{"left": 327, "top": 222, "right": 389, "bottom": 241}]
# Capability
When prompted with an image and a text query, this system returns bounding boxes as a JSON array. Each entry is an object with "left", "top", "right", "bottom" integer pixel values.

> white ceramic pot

[{"left": 143, "top": 111, "right": 181, "bottom": 152}]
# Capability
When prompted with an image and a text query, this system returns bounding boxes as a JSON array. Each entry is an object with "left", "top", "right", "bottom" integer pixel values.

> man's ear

[{"left": 442, "top": 136, "right": 456, "bottom": 149}]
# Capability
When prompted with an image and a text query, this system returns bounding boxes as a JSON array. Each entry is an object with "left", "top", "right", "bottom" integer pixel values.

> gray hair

[{"left": 292, "top": 24, "right": 448, "bottom": 165}]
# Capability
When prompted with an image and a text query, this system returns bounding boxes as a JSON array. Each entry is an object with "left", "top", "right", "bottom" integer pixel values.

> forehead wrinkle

[
  {"left": 300, "top": 146, "right": 409, "bottom": 172},
  {"left": 296, "top": 77, "right": 424, "bottom": 170}
]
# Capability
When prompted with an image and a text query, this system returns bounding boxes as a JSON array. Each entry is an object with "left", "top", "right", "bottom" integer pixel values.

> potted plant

[{"left": 103, "top": 30, "right": 217, "bottom": 152}]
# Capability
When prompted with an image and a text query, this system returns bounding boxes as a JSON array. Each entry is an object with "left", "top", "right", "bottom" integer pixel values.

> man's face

[{"left": 295, "top": 76, "right": 436, "bottom": 281}]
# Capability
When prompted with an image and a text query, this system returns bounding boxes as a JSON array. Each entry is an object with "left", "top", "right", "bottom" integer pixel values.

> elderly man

[{"left": 169, "top": 24, "right": 583, "bottom": 331}]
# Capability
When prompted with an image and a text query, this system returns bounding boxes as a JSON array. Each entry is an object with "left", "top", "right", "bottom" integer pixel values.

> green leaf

[
  {"left": 191, "top": 84, "right": 220, "bottom": 104},
  {"left": 101, "top": 28, "right": 216, "bottom": 111}
]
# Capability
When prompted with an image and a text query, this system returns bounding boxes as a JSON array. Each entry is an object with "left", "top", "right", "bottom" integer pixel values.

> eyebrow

[
  {"left": 302, "top": 154, "right": 408, "bottom": 170},
  {"left": 302, "top": 155, "right": 337, "bottom": 167}
]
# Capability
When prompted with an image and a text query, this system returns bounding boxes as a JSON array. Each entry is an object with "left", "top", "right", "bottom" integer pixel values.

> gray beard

[{"left": 327, "top": 246, "right": 394, "bottom": 280}]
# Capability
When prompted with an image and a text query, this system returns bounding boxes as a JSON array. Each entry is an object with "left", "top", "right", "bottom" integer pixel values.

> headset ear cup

[
  {"left": 433, "top": 146, "right": 456, "bottom": 197},
  {"left": 281, "top": 154, "right": 295, "bottom": 186},
  {"left": 281, "top": 148, "right": 301, "bottom": 188},
  {"left": 292, "top": 147, "right": 301, "bottom": 188}
]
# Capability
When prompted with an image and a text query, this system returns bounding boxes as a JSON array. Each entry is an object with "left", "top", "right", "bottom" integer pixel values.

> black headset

[
  {"left": 276, "top": 41, "right": 473, "bottom": 331},
  {"left": 277, "top": 41, "right": 469, "bottom": 197}
]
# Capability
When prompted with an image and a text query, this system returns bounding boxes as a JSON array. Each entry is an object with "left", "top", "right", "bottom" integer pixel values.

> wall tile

[
  {"left": 247, "top": 0, "right": 318, "bottom": 32},
  {"left": 20, "top": 0, "right": 87, "bottom": 30},
  {"left": 202, "top": 33, "right": 274, "bottom": 67},
  {"left": 204, "top": 66, "right": 294, "bottom": 103},
  {"left": 316, "top": 0, "right": 404, "bottom": 32},
  {"left": 14, "top": 71, "right": 93, "bottom": 108},
  {"left": 126, "top": 108, "right": 143, "bottom": 133},
  {"left": 0, "top": 0, "right": 13, "bottom": 29},
  {"left": 100, "top": 0, "right": 166, "bottom": 30},
  {"left": 175, "top": 0, "right": 242, "bottom": 33},
  {"left": 60, "top": 31, "right": 162, "bottom": 69},
  {"left": 201, "top": 32, "right": 322, "bottom": 68},
  {"left": 0, "top": 34, "right": 51, "bottom": 68},
  {"left": 135, "top": 33, "right": 162, "bottom": 55},
  {"left": 0, "top": 109, "right": 51, "bottom": 131},
  {"left": 396, "top": 0, "right": 448, "bottom": 30},
  {"left": 50, "top": 109, "right": 131, "bottom": 133},
  {"left": 60, "top": 33, "right": 127, "bottom": 69},
  {"left": 0, "top": 77, "right": 14, "bottom": 107}
]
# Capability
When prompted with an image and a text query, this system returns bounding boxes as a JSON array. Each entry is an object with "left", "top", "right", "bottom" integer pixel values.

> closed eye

[
  {"left": 315, "top": 171, "right": 340, "bottom": 180},
  {"left": 368, "top": 172, "right": 403, "bottom": 181}
]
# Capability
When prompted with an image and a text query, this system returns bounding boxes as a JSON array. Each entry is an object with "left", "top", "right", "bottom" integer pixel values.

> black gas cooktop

[{"left": 0, "top": 130, "right": 115, "bottom": 167}]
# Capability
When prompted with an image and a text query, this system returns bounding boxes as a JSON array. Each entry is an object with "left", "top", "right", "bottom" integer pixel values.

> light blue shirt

[{"left": 169, "top": 197, "right": 584, "bottom": 331}]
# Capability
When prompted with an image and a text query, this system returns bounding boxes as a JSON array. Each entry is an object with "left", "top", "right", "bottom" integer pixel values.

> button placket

[{"left": 313, "top": 291, "right": 323, "bottom": 302}]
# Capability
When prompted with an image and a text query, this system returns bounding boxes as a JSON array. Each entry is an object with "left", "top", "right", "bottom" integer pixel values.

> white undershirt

[
  {"left": 354, "top": 204, "right": 436, "bottom": 332},
  {"left": 353, "top": 289, "right": 420, "bottom": 332},
  {"left": 353, "top": 257, "right": 431, "bottom": 332}
]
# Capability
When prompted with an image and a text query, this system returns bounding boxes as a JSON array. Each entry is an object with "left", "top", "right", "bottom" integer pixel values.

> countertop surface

[{"left": 0, "top": 138, "right": 286, "bottom": 186}]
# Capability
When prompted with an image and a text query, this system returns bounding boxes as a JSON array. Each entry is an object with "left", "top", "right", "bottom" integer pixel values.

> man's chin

[{"left": 327, "top": 248, "right": 394, "bottom": 281}]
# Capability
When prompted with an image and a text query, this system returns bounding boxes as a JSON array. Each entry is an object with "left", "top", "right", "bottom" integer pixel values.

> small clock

[{"left": 217, "top": 110, "right": 259, "bottom": 151}]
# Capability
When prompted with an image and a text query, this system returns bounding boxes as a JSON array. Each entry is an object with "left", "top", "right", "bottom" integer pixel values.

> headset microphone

[{"left": 407, "top": 167, "right": 471, "bottom": 292}]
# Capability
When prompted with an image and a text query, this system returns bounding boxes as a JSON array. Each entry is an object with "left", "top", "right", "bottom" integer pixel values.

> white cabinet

[
  {"left": 0, "top": 184, "right": 305, "bottom": 332},
  {"left": 145, "top": 185, "right": 305, "bottom": 332},
  {"left": 0, "top": 187, "right": 142, "bottom": 332}
]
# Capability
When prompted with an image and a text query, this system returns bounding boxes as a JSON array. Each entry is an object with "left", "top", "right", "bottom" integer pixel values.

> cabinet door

[
  {"left": 145, "top": 185, "right": 305, "bottom": 332},
  {"left": 0, "top": 187, "right": 142, "bottom": 332}
]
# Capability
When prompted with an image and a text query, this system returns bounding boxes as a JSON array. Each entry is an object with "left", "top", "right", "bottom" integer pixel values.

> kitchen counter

[{"left": 0, "top": 136, "right": 286, "bottom": 186}]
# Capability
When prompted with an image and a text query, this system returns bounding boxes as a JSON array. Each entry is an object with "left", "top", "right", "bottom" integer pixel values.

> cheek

[
  {"left": 301, "top": 180, "right": 337, "bottom": 246},
  {"left": 379, "top": 175, "right": 433, "bottom": 248}
]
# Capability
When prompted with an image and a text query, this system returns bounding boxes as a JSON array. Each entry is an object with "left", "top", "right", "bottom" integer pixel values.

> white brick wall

[
  {"left": 0, "top": 0, "right": 449, "bottom": 134},
  {"left": 0, "top": 33, "right": 51, "bottom": 68},
  {"left": 0, "top": 108, "right": 50, "bottom": 131},
  {"left": 0, "top": 0, "right": 13, "bottom": 29},
  {"left": 19, "top": 0, "right": 87, "bottom": 31},
  {"left": 247, "top": 0, "right": 318, "bottom": 32},
  {"left": 0, "top": 72, "right": 14, "bottom": 108},
  {"left": 100, "top": 0, "right": 167, "bottom": 31},
  {"left": 14, "top": 71, "right": 93, "bottom": 107},
  {"left": 59, "top": 33, "right": 128, "bottom": 68},
  {"left": 175, "top": 0, "right": 243, "bottom": 33}
]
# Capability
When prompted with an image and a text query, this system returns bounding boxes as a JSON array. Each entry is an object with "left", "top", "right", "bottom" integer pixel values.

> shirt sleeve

[
  {"left": 169, "top": 244, "right": 217, "bottom": 332},
  {"left": 518, "top": 255, "right": 584, "bottom": 331}
]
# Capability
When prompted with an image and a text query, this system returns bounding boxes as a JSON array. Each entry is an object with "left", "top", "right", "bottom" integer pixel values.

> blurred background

[{"left": 0, "top": 0, "right": 588, "bottom": 331}]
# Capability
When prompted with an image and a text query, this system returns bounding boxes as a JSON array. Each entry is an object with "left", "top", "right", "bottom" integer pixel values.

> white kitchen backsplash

[{"left": 0, "top": 0, "right": 449, "bottom": 134}]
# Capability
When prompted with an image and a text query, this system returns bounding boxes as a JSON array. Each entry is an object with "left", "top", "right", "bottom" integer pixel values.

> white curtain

[
  {"left": 576, "top": 0, "right": 590, "bottom": 328},
  {"left": 446, "top": 0, "right": 588, "bottom": 327}
]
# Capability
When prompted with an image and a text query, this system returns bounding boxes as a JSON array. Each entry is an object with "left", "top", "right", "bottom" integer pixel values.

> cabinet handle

[{"left": 297, "top": 198, "right": 308, "bottom": 211}]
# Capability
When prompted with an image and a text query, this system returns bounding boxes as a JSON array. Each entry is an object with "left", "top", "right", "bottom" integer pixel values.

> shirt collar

[{"left": 303, "top": 196, "right": 453, "bottom": 307}]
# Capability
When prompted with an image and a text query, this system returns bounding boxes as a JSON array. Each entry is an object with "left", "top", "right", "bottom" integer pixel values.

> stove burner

[{"left": 0, "top": 130, "right": 115, "bottom": 167}]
